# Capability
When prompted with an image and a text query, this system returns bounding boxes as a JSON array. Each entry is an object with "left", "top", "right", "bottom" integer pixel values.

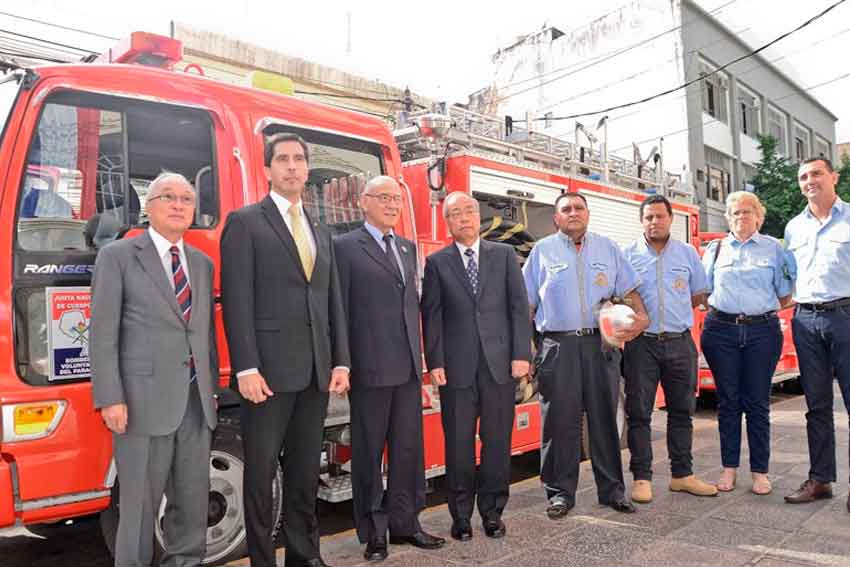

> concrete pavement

[{"left": 230, "top": 389, "right": 850, "bottom": 567}]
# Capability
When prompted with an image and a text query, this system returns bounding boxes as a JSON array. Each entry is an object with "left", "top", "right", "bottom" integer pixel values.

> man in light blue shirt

[
  {"left": 784, "top": 157, "right": 850, "bottom": 509},
  {"left": 523, "top": 192, "right": 648, "bottom": 518},
  {"left": 622, "top": 195, "right": 716, "bottom": 503}
]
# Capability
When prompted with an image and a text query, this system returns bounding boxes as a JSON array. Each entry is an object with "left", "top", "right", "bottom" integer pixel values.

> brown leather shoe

[{"left": 784, "top": 479, "right": 833, "bottom": 504}]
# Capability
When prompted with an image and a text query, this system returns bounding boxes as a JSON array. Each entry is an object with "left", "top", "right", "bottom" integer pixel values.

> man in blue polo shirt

[
  {"left": 523, "top": 192, "right": 649, "bottom": 518},
  {"left": 622, "top": 195, "right": 717, "bottom": 504},
  {"left": 784, "top": 157, "right": 850, "bottom": 510}
]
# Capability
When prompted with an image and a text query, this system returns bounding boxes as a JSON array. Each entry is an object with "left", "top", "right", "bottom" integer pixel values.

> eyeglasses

[
  {"left": 447, "top": 207, "right": 478, "bottom": 219},
  {"left": 149, "top": 193, "right": 196, "bottom": 206},
  {"left": 364, "top": 193, "right": 403, "bottom": 204}
]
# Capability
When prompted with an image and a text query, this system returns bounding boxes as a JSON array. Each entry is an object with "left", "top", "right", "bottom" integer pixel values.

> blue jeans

[
  {"left": 701, "top": 314, "right": 782, "bottom": 473},
  {"left": 792, "top": 306, "right": 850, "bottom": 483}
]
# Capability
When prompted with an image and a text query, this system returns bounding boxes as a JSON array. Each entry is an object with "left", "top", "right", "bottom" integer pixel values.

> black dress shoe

[
  {"left": 389, "top": 530, "right": 446, "bottom": 549},
  {"left": 546, "top": 501, "right": 573, "bottom": 519},
  {"left": 364, "top": 537, "right": 388, "bottom": 561},
  {"left": 608, "top": 498, "right": 637, "bottom": 514},
  {"left": 450, "top": 519, "right": 473, "bottom": 541},
  {"left": 483, "top": 517, "right": 506, "bottom": 538},
  {"left": 285, "top": 559, "right": 332, "bottom": 567}
]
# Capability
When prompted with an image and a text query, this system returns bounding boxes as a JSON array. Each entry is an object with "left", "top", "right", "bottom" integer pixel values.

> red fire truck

[{"left": 0, "top": 32, "right": 797, "bottom": 565}]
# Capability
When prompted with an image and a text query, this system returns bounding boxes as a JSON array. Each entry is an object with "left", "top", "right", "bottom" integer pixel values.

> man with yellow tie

[{"left": 221, "top": 132, "right": 351, "bottom": 567}]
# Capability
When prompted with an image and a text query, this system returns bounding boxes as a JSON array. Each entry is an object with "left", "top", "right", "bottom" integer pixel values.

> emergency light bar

[{"left": 96, "top": 32, "right": 183, "bottom": 68}]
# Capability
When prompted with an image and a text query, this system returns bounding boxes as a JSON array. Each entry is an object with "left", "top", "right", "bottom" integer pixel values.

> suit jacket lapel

[
  {"left": 186, "top": 246, "right": 205, "bottom": 329},
  {"left": 260, "top": 195, "right": 306, "bottom": 281},
  {"left": 448, "top": 245, "right": 476, "bottom": 301},
  {"left": 134, "top": 232, "right": 185, "bottom": 324},
  {"left": 358, "top": 227, "right": 403, "bottom": 283},
  {"left": 305, "top": 209, "right": 326, "bottom": 281}
]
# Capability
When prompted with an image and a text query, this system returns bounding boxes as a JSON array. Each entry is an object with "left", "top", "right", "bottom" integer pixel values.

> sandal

[
  {"left": 751, "top": 473, "right": 772, "bottom": 495},
  {"left": 716, "top": 468, "right": 737, "bottom": 492}
]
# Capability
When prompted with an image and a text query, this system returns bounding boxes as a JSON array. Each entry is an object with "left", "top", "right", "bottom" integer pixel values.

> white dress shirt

[
  {"left": 268, "top": 191, "right": 316, "bottom": 260},
  {"left": 455, "top": 238, "right": 481, "bottom": 269},
  {"left": 148, "top": 227, "right": 189, "bottom": 289}
]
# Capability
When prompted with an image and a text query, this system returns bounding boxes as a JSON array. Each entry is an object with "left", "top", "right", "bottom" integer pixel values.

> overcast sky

[{"left": 3, "top": 0, "right": 849, "bottom": 140}]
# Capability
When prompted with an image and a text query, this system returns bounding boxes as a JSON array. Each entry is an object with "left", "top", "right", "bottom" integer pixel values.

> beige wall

[{"left": 172, "top": 22, "right": 432, "bottom": 121}]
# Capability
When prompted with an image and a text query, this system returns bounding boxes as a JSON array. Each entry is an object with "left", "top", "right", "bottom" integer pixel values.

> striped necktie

[
  {"left": 170, "top": 246, "right": 191, "bottom": 321},
  {"left": 170, "top": 246, "right": 195, "bottom": 381},
  {"left": 289, "top": 206, "right": 314, "bottom": 280}
]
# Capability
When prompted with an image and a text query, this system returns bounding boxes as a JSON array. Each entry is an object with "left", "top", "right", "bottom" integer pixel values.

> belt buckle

[
  {"left": 735, "top": 314, "right": 749, "bottom": 325},
  {"left": 575, "top": 328, "right": 584, "bottom": 337}
]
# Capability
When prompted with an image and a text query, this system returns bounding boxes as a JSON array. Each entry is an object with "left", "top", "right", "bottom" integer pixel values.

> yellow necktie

[{"left": 288, "top": 206, "right": 314, "bottom": 280}]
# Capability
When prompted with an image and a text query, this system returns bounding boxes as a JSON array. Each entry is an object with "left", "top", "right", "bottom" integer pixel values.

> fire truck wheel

[
  {"left": 193, "top": 421, "right": 284, "bottom": 565},
  {"left": 580, "top": 384, "right": 627, "bottom": 460}
]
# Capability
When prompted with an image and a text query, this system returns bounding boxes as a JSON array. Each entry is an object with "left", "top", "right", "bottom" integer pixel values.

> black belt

[
  {"left": 642, "top": 330, "right": 689, "bottom": 341},
  {"left": 709, "top": 309, "right": 776, "bottom": 325},
  {"left": 797, "top": 297, "right": 850, "bottom": 313},
  {"left": 544, "top": 328, "right": 599, "bottom": 337}
]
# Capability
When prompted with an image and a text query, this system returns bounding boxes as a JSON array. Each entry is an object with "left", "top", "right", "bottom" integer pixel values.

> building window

[
  {"left": 743, "top": 164, "right": 757, "bottom": 191},
  {"left": 701, "top": 62, "right": 729, "bottom": 124},
  {"left": 767, "top": 106, "right": 787, "bottom": 156},
  {"left": 794, "top": 123, "right": 810, "bottom": 162},
  {"left": 738, "top": 85, "right": 760, "bottom": 137},
  {"left": 705, "top": 147, "right": 732, "bottom": 202},
  {"left": 814, "top": 135, "right": 831, "bottom": 161}
]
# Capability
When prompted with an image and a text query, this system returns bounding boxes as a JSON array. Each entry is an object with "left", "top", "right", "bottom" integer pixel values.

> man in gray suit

[{"left": 91, "top": 171, "right": 218, "bottom": 567}]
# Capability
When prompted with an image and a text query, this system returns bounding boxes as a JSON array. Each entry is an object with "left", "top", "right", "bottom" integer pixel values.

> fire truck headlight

[{"left": 1, "top": 401, "right": 67, "bottom": 442}]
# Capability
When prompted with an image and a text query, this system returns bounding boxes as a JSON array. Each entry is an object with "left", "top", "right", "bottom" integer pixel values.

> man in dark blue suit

[
  {"left": 335, "top": 176, "right": 445, "bottom": 561},
  {"left": 421, "top": 191, "right": 532, "bottom": 541}
]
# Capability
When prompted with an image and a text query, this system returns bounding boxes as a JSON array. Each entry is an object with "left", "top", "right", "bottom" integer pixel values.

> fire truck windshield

[{"left": 15, "top": 91, "right": 219, "bottom": 252}]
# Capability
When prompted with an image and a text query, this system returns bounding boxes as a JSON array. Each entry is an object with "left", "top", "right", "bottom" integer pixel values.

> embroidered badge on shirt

[
  {"left": 673, "top": 277, "right": 687, "bottom": 291},
  {"left": 595, "top": 272, "right": 608, "bottom": 287}
]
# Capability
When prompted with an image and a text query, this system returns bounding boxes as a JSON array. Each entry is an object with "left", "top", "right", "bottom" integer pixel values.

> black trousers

[
  {"left": 439, "top": 356, "right": 515, "bottom": 522},
  {"left": 623, "top": 333, "right": 698, "bottom": 480},
  {"left": 537, "top": 333, "right": 625, "bottom": 506},
  {"left": 240, "top": 375, "right": 329, "bottom": 567},
  {"left": 349, "top": 377, "right": 425, "bottom": 543}
]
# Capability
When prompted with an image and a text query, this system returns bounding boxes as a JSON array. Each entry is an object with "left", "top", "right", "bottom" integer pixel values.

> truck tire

[
  {"left": 580, "top": 384, "right": 627, "bottom": 460},
  {"left": 100, "top": 420, "right": 284, "bottom": 566}
]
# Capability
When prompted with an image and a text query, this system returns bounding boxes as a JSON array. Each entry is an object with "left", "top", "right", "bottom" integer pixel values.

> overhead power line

[
  {"left": 545, "top": 21, "right": 850, "bottom": 139},
  {"left": 0, "top": 10, "right": 119, "bottom": 40},
  {"left": 608, "top": 70, "right": 850, "bottom": 153},
  {"left": 0, "top": 28, "right": 98, "bottom": 54},
  {"left": 515, "top": 0, "right": 847, "bottom": 124}
]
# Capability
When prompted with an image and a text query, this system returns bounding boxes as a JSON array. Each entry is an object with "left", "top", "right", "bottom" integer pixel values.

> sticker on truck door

[{"left": 46, "top": 287, "right": 92, "bottom": 381}]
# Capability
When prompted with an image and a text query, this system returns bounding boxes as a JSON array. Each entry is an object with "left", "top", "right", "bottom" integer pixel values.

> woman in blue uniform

[{"left": 701, "top": 191, "right": 793, "bottom": 495}]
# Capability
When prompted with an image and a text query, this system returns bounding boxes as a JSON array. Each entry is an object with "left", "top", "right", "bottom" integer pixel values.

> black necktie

[{"left": 383, "top": 233, "right": 403, "bottom": 280}]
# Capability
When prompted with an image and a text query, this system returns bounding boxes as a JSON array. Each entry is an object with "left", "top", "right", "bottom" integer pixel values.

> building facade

[{"left": 472, "top": 0, "right": 836, "bottom": 231}]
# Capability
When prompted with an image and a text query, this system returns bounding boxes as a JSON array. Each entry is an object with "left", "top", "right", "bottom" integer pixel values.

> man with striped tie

[{"left": 91, "top": 172, "right": 218, "bottom": 567}]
